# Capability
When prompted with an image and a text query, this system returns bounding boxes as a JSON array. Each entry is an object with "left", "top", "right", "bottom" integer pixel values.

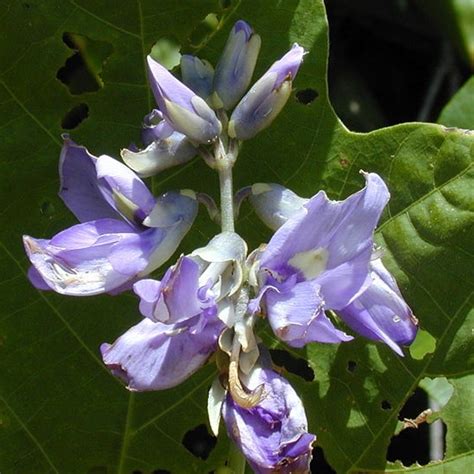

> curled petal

[
  {"left": 147, "top": 56, "right": 221, "bottom": 143},
  {"left": 213, "top": 20, "right": 261, "bottom": 110},
  {"left": 101, "top": 317, "right": 223, "bottom": 391},
  {"left": 222, "top": 362, "right": 315, "bottom": 473},
  {"left": 338, "top": 259, "right": 418, "bottom": 355},
  {"left": 249, "top": 183, "right": 308, "bottom": 230},
  {"left": 121, "top": 133, "right": 196, "bottom": 178},
  {"left": 141, "top": 109, "right": 174, "bottom": 146},
  {"left": 228, "top": 43, "right": 305, "bottom": 140}
]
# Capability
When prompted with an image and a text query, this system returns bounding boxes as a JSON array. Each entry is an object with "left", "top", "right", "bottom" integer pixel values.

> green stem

[
  {"left": 218, "top": 162, "right": 235, "bottom": 232},
  {"left": 227, "top": 440, "right": 246, "bottom": 474}
]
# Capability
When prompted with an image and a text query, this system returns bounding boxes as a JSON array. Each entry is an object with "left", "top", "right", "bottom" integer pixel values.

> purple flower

[
  {"left": 23, "top": 138, "right": 198, "bottom": 296},
  {"left": 101, "top": 232, "right": 247, "bottom": 390},
  {"left": 338, "top": 258, "right": 418, "bottom": 356},
  {"left": 121, "top": 109, "right": 196, "bottom": 178},
  {"left": 253, "top": 173, "right": 390, "bottom": 348},
  {"left": 213, "top": 20, "right": 261, "bottom": 110},
  {"left": 147, "top": 56, "right": 222, "bottom": 144},
  {"left": 248, "top": 177, "right": 418, "bottom": 354},
  {"left": 221, "top": 358, "right": 315, "bottom": 473},
  {"left": 228, "top": 43, "right": 305, "bottom": 140}
]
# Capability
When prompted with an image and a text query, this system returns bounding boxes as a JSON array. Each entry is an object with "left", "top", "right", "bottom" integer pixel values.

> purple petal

[
  {"left": 27, "top": 266, "right": 51, "bottom": 290},
  {"left": 338, "top": 259, "right": 418, "bottom": 355},
  {"left": 222, "top": 364, "right": 315, "bottom": 473},
  {"left": 23, "top": 219, "right": 144, "bottom": 296},
  {"left": 58, "top": 136, "right": 121, "bottom": 222},
  {"left": 147, "top": 56, "right": 221, "bottom": 143},
  {"left": 265, "top": 279, "right": 352, "bottom": 347},
  {"left": 133, "top": 256, "right": 204, "bottom": 324},
  {"left": 180, "top": 55, "right": 214, "bottom": 101},
  {"left": 95, "top": 155, "right": 155, "bottom": 224},
  {"left": 249, "top": 183, "right": 308, "bottom": 230},
  {"left": 22, "top": 208, "right": 195, "bottom": 297},
  {"left": 260, "top": 173, "right": 390, "bottom": 310},
  {"left": 213, "top": 20, "right": 261, "bottom": 109},
  {"left": 101, "top": 316, "right": 223, "bottom": 391},
  {"left": 267, "top": 43, "right": 306, "bottom": 88},
  {"left": 141, "top": 109, "right": 171, "bottom": 146},
  {"left": 121, "top": 132, "right": 196, "bottom": 178},
  {"left": 133, "top": 279, "right": 162, "bottom": 319},
  {"left": 229, "top": 44, "right": 305, "bottom": 140}
]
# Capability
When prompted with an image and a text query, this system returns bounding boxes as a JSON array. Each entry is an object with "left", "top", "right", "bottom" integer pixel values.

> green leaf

[
  {"left": 438, "top": 76, "right": 474, "bottom": 129},
  {"left": 0, "top": 1, "right": 473, "bottom": 473}
]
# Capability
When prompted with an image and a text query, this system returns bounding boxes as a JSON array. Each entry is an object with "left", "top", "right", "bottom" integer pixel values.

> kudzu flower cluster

[{"left": 23, "top": 20, "right": 418, "bottom": 473}]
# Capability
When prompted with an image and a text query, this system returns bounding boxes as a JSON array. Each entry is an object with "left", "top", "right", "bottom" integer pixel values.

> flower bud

[
  {"left": 228, "top": 43, "right": 305, "bottom": 140},
  {"left": 180, "top": 55, "right": 214, "bottom": 102},
  {"left": 147, "top": 56, "right": 222, "bottom": 143},
  {"left": 249, "top": 182, "right": 308, "bottom": 230},
  {"left": 213, "top": 20, "right": 261, "bottom": 110}
]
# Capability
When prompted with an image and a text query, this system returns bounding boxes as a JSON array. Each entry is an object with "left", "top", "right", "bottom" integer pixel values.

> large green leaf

[{"left": 0, "top": 1, "right": 473, "bottom": 473}]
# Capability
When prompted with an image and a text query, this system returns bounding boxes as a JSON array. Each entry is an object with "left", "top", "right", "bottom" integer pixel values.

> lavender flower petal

[
  {"left": 58, "top": 136, "right": 122, "bottom": 222},
  {"left": 147, "top": 56, "right": 221, "bottom": 143},
  {"left": 213, "top": 20, "right": 261, "bottom": 110},
  {"left": 339, "top": 258, "right": 418, "bottom": 355},
  {"left": 265, "top": 279, "right": 353, "bottom": 347},
  {"left": 228, "top": 44, "right": 305, "bottom": 140},
  {"left": 249, "top": 182, "right": 308, "bottom": 230},
  {"left": 222, "top": 364, "right": 315, "bottom": 473},
  {"left": 121, "top": 133, "right": 196, "bottom": 178},
  {"left": 180, "top": 55, "right": 214, "bottom": 102},
  {"left": 255, "top": 173, "right": 389, "bottom": 347},
  {"left": 101, "top": 316, "right": 223, "bottom": 391},
  {"left": 95, "top": 155, "right": 155, "bottom": 224}
]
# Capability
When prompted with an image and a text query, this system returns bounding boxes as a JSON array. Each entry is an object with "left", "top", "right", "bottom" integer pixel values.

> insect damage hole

[
  {"left": 61, "top": 103, "right": 89, "bottom": 130},
  {"left": 182, "top": 424, "right": 216, "bottom": 460},
  {"left": 57, "top": 32, "right": 112, "bottom": 95},
  {"left": 270, "top": 349, "right": 314, "bottom": 381},
  {"left": 296, "top": 88, "right": 319, "bottom": 105}
]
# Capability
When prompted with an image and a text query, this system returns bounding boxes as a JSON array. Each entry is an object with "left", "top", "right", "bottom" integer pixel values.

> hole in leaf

[
  {"left": 189, "top": 13, "right": 220, "bottom": 49},
  {"left": 150, "top": 38, "right": 181, "bottom": 70},
  {"left": 310, "top": 446, "right": 336, "bottom": 473},
  {"left": 152, "top": 470, "right": 170, "bottom": 474},
  {"left": 381, "top": 400, "right": 392, "bottom": 411},
  {"left": 296, "top": 88, "right": 319, "bottom": 105},
  {"left": 61, "top": 103, "right": 89, "bottom": 130},
  {"left": 347, "top": 360, "right": 357, "bottom": 373},
  {"left": 387, "top": 388, "right": 445, "bottom": 466},
  {"left": 269, "top": 349, "right": 314, "bottom": 382},
  {"left": 57, "top": 32, "right": 113, "bottom": 95},
  {"left": 182, "top": 424, "right": 216, "bottom": 460}
]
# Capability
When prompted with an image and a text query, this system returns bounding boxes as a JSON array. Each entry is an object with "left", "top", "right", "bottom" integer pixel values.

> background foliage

[{"left": 0, "top": 0, "right": 472, "bottom": 473}]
